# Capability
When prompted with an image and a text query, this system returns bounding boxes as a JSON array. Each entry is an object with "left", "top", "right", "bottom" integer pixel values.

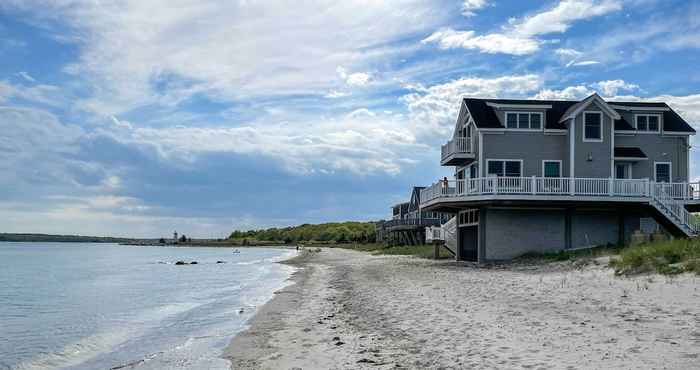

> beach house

[
  {"left": 420, "top": 93, "right": 699, "bottom": 262},
  {"left": 376, "top": 187, "right": 452, "bottom": 246}
]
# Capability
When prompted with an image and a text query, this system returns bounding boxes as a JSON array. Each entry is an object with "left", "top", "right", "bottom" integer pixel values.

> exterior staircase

[
  {"left": 649, "top": 184, "right": 699, "bottom": 237},
  {"left": 425, "top": 216, "right": 457, "bottom": 256}
]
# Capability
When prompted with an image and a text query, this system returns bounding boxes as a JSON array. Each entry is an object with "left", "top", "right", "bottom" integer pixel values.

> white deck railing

[
  {"left": 420, "top": 177, "right": 700, "bottom": 205},
  {"left": 420, "top": 177, "right": 700, "bottom": 235},
  {"left": 441, "top": 137, "right": 472, "bottom": 161}
]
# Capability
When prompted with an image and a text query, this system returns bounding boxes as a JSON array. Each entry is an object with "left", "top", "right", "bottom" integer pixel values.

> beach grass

[
  {"left": 518, "top": 243, "right": 623, "bottom": 262},
  {"left": 609, "top": 239, "right": 700, "bottom": 275},
  {"left": 330, "top": 243, "right": 454, "bottom": 259}
]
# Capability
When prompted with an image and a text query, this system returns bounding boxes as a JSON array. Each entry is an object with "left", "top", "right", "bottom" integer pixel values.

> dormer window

[
  {"left": 505, "top": 112, "right": 542, "bottom": 130},
  {"left": 636, "top": 114, "right": 660, "bottom": 132}
]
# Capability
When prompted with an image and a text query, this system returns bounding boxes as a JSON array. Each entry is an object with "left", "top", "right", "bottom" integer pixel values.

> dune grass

[
  {"left": 609, "top": 239, "right": 700, "bottom": 275},
  {"left": 517, "top": 243, "right": 624, "bottom": 263},
  {"left": 330, "top": 243, "right": 453, "bottom": 259}
]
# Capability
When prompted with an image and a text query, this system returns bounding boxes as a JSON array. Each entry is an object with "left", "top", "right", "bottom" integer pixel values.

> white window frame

[
  {"left": 615, "top": 163, "right": 632, "bottom": 179},
  {"left": 654, "top": 162, "right": 672, "bottom": 183},
  {"left": 541, "top": 160, "right": 562, "bottom": 178},
  {"left": 504, "top": 112, "right": 544, "bottom": 131},
  {"left": 582, "top": 111, "right": 603, "bottom": 142},
  {"left": 486, "top": 159, "right": 523, "bottom": 177},
  {"left": 634, "top": 114, "right": 662, "bottom": 133}
]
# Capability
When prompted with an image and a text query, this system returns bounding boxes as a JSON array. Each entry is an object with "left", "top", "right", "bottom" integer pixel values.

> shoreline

[{"left": 223, "top": 248, "right": 700, "bottom": 369}]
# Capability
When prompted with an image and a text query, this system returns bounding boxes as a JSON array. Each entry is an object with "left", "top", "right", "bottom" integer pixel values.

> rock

[
  {"left": 175, "top": 261, "right": 186, "bottom": 265},
  {"left": 332, "top": 336, "right": 340, "bottom": 341},
  {"left": 190, "top": 261, "right": 198, "bottom": 264},
  {"left": 357, "top": 358, "right": 376, "bottom": 364},
  {"left": 335, "top": 341, "right": 344, "bottom": 346},
  {"left": 216, "top": 260, "right": 226, "bottom": 264},
  {"left": 239, "top": 308, "right": 245, "bottom": 314}
]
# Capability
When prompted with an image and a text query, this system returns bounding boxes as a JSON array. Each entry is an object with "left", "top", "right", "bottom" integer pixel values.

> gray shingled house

[{"left": 420, "top": 93, "right": 699, "bottom": 262}]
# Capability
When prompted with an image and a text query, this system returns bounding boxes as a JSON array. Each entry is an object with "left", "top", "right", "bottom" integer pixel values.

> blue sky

[{"left": 1, "top": 0, "right": 700, "bottom": 238}]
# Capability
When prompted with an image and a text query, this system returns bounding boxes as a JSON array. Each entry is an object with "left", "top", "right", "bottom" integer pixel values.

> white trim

[
  {"left": 654, "top": 161, "right": 672, "bottom": 182},
  {"left": 544, "top": 129, "right": 567, "bottom": 135},
  {"left": 582, "top": 111, "right": 604, "bottom": 142},
  {"left": 688, "top": 137, "right": 691, "bottom": 183},
  {"left": 504, "top": 111, "right": 544, "bottom": 130},
  {"left": 609, "top": 104, "right": 670, "bottom": 111},
  {"left": 478, "top": 131, "right": 484, "bottom": 177},
  {"left": 634, "top": 113, "right": 662, "bottom": 133},
  {"left": 486, "top": 159, "right": 524, "bottom": 177},
  {"left": 542, "top": 160, "right": 563, "bottom": 177},
  {"left": 478, "top": 128, "right": 506, "bottom": 133},
  {"left": 663, "top": 131, "right": 696, "bottom": 136},
  {"left": 570, "top": 118, "right": 575, "bottom": 177},
  {"left": 486, "top": 102, "right": 552, "bottom": 109},
  {"left": 614, "top": 157, "right": 648, "bottom": 161},
  {"left": 610, "top": 113, "right": 615, "bottom": 177},
  {"left": 559, "top": 93, "right": 621, "bottom": 123},
  {"left": 614, "top": 163, "right": 632, "bottom": 179}
]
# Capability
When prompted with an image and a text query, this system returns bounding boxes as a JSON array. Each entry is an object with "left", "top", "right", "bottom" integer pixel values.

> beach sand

[{"left": 224, "top": 248, "right": 700, "bottom": 369}]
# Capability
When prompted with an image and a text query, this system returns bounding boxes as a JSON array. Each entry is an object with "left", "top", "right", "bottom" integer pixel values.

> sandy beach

[{"left": 224, "top": 248, "right": 700, "bottom": 369}]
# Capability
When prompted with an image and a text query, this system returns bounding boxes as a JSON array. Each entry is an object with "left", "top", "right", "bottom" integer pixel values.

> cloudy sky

[{"left": 1, "top": 0, "right": 700, "bottom": 238}]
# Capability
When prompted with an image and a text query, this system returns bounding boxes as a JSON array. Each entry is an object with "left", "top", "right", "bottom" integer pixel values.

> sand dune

[{"left": 225, "top": 248, "right": 700, "bottom": 369}]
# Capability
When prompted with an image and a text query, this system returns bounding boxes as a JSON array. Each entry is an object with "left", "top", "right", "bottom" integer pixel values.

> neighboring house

[
  {"left": 379, "top": 187, "right": 452, "bottom": 246},
  {"left": 420, "top": 93, "right": 699, "bottom": 262}
]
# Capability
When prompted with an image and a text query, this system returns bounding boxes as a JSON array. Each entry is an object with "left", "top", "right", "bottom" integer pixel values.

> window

[
  {"left": 655, "top": 162, "right": 671, "bottom": 183},
  {"left": 636, "top": 114, "right": 660, "bottom": 132},
  {"left": 505, "top": 112, "right": 542, "bottom": 130},
  {"left": 615, "top": 163, "right": 631, "bottom": 179},
  {"left": 487, "top": 160, "right": 522, "bottom": 177},
  {"left": 583, "top": 111, "right": 602, "bottom": 141},
  {"left": 542, "top": 161, "right": 562, "bottom": 178}
]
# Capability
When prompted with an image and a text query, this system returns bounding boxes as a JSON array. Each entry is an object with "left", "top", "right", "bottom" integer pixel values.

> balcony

[
  {"left": 420, "top": 177, "right": 700, "bottom": 208},
  {"left": 440, "top": 137, "right": 475, "bottom": 166},
  {"left": 381, "top": 218, "right": 442, "bottom": 231}
]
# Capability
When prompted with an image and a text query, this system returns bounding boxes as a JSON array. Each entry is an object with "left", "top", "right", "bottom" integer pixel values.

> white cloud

[
  {"left": 337, "top": 66, "right": 373, "bottom": 87},
  {"left": 402, "top": 74, "right": 543, "bottom": 137},
  {"left": 513, "top": 0, "right": 622, "bottom": 37},
  {"left": 567, "top": 60, "right": 601, "bottom": 67},
  {"left": 555, "top": 48, "right": 582, "bottom": 58},
  {"left": 422, "top": 29, "right": 540, "bottom": 55},
  {"left": 462, "top": 0, "right": 488, "bottom": 17},
  {"left": 5, "top": 0, "right": 452, "bottom": 115},
  {"left": 324, "top": 90, "right": 351, "bottom": 99},
  {"left": 532, "top": 79, "right": 640, "bottom": 99},
  {"left": 17, "top": 71, "right": 35, "bottom": 82},
  {"left": 591, "top": 79, "right": 639, "bottom": 96},
  {"left": 532, "top": 85, "right": 593, "bottom": 100},
  {"left": 423, "top": 0, "right": 622, "bottom": 55},
  {"left": 0, "top": 80, "right": 64, "bottom": 106}
]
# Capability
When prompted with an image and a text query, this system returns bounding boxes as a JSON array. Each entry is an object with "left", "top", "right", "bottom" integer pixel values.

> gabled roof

[
  {"left": 462, "top": 96, "right": 695, "bottom": 133},
  {"left": 559, "top": 93, "right": 621, "bottom": 123}
]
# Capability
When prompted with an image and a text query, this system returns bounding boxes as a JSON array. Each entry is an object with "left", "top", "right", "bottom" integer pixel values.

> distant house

[
  {"left": 378, "top": 186, "right": 451, "bottom": 246},
  {"left": 418, "top": 93, "right": 699, "bottom": 262}
]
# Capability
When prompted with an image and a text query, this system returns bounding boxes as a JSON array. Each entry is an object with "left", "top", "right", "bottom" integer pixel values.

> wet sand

[{"left": 224, "top": 248, "right": 700, "bottom": 369}]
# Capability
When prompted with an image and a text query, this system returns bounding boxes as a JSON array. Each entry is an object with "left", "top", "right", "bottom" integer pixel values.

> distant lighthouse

[{"left": 173, "top": 231, "right": 178, "bottom": 243}]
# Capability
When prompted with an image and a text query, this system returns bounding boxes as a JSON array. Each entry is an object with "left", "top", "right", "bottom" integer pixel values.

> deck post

[
  {"left": 531, "top": 176, "right": 536, "bottom": 195},
  {"left": 608, "top": 177, "right": 614, "bottom": 196},
  {"left": 570, "top": 177, "right": 575, "bottom": 196}
]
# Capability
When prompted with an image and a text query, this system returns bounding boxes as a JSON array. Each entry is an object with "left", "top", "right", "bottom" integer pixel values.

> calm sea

[{"left": 0, "top": 242, "right": 296, "bottom": 370}]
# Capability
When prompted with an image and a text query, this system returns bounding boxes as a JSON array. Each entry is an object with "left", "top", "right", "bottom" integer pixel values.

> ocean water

[{"left": 0, "top": 242, "right": 296, "bottom": 370}]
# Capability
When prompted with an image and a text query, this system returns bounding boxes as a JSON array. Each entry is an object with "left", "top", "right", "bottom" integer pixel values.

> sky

[{"left": 1, "top": 0, "right": 700, "bottom": 238}]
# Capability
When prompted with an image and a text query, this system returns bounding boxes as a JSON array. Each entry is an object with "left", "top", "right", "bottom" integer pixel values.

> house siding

[
  {"left": 481, "top": 132, "right": 568, "bottom": 177},
  {"left": 573, "top": 102, "right": 614, "bottom": 178},
  {"left": 615, "top": 133, "right": 689, "bottom": 182},
  {"left": 482, "top": 208, "right": 567, "bottom": 260}
]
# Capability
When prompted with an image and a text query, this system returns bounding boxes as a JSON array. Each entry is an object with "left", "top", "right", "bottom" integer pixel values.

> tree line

[{"left": 229, "top": 222, "right": 377, "bottom": 244}]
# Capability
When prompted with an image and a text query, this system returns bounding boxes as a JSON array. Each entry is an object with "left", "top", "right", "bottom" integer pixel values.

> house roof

[
  {"left": 614, "top": 147, "right": 647, "bottom": 159},
  {"left": 462, "top": 97, "right": 695, "bottom": 133}
]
